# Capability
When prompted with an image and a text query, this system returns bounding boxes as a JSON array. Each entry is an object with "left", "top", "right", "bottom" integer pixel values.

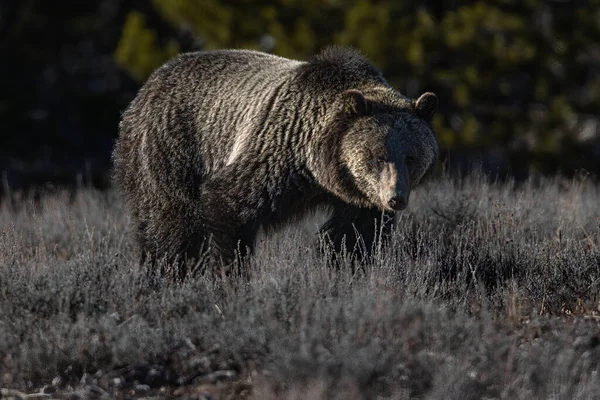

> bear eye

[{"left": 406, "top": 155, "right": 415, "bottom": 165}]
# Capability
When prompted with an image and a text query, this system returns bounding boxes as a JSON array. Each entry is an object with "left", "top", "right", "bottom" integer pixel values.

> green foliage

[
  {"left": 150, "top": 0, "right": 346, "bottom": 58},
  {"left": 115, "top": 11, "right": 180, "bottom": 82},
  {"left": 114, "top": 1, "right": 600, "bottom": 169}
]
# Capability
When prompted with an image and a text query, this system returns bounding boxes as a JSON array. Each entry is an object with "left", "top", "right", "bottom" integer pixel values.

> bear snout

[
  {"left": 388, "top": 192, "right": 408, "bottom": 211},
  {"left": 379, "top": 163, "right": 410, "bottom": 211}
]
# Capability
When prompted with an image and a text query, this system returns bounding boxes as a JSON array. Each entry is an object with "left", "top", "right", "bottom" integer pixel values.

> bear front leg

[
  {"left": 320, "top": 201, "right": 396, "bottom": 262},
  {"left": 196, "top": 179, "right": 260, "bottom": 275}
]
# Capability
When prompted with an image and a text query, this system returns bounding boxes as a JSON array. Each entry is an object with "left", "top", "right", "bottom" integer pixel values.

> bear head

[{"left": 320, "top": 89, "right": 439, "bottom": 212}]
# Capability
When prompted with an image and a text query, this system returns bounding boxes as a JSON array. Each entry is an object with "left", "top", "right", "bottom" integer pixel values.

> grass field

[{"left": 1, "top": 172, "right": 599, "bottom": 399}]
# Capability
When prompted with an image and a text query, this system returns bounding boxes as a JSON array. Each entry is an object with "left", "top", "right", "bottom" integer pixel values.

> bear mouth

[
  {"left": 379, "top": 190, "right": 409, "bottom": 212},
  {"left": 388, "top": 200, "right": 407, "bottom": 211}
]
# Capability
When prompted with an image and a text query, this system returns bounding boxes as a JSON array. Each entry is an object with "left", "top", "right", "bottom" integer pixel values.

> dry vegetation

[{"left": 1, "top": 173, "right": 599, "bottom": 399}]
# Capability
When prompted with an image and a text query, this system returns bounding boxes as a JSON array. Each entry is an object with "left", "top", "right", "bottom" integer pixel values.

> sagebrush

[{"left": 0, "top": 173, "right": 599, "bottom": 399}]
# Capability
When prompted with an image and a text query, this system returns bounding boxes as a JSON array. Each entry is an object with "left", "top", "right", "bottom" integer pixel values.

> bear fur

[{"left": 113, "top": 46, "right": 438, "bottom": 272}]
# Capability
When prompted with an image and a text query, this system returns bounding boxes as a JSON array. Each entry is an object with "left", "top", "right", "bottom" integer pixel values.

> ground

[{"left": 0, "top": 172, "right": 599, "bottom": 399}]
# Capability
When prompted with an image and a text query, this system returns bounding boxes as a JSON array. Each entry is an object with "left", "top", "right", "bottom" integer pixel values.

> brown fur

[{"left": 112, "top": 46, "right": 438, "bottom": 274}]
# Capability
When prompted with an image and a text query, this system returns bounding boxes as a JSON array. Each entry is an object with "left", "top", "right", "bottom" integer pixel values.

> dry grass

[{"left": 1, "top": 172, "right": 599, "bottom": 399}]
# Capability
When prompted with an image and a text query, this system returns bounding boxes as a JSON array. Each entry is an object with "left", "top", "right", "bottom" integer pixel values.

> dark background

[{"left": 1, "top": 0, "right": 599, "bottom": 195}]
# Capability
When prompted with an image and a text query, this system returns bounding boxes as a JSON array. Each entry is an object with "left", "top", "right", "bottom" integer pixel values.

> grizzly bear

[{"left": 113, "top": 46, "right": 438, "bottom": 273}]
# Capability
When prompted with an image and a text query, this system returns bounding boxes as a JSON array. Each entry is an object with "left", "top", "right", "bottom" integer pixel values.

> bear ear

[
  {"left": 343, "top": 90, "right": 372, "bottom": 116},
  {"left": 415, "top": 92, "right": 438, "bottom": 121}
]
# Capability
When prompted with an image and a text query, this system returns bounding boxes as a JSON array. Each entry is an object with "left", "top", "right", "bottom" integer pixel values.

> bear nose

[{"left": 388, "top": 194, "right": 407, "bottom": 210}]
